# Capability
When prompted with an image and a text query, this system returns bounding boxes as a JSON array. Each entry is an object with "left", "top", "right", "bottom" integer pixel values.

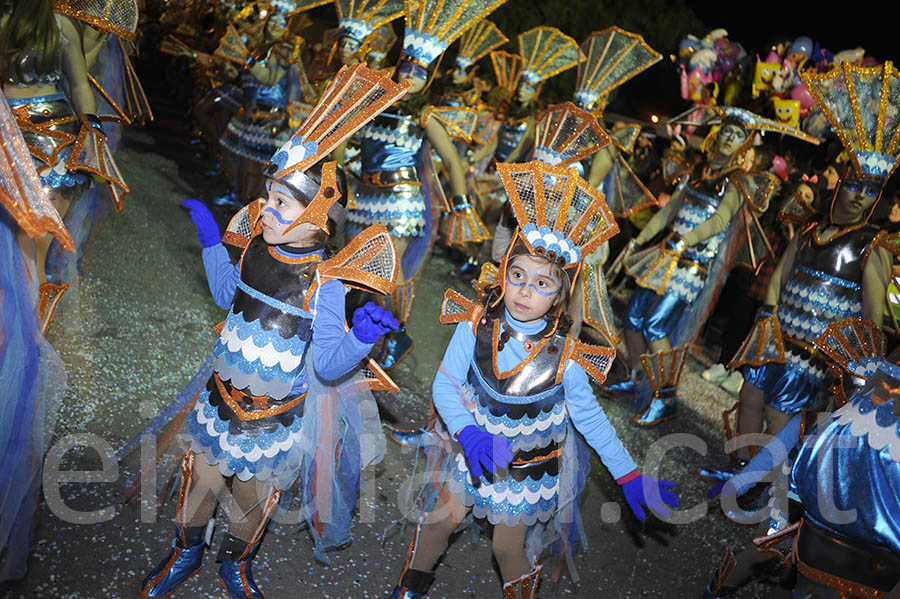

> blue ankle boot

[
  {"left": 388, "top": 568, "right": 434, "bottom": 598},
  {"left": 389, "top": 428, "right": 434, "bottom": 450},
  {"left": 140, "top": 525, "right": 206, "bottom": 598},
  {"left": 217, "top": 533, "right": 264, "bottom": 598},
  {"left": 379, "top": 326, "right": 413, "bottom": 370}
]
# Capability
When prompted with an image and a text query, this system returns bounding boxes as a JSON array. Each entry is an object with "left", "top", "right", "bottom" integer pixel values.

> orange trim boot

[
  {"left": 139, "top": 524, "right": 207, "bottom": 598},
  {"left": 633, "top": 347, "right": 687, "bottom": 427},
  {"left": 502, "top": 563, "right": 542, "bottom": 599},
  {"left": 217, "top": 533, "right": 266, "bottom": 599}
]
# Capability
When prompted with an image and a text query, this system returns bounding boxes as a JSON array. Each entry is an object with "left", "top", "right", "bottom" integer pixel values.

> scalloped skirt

[
  {"left": 448, "top": 451, "right": 558, "bottom": 527},
  {"left": 184, "top": 387, "right": 304, "bottom": 490},
  {"left": 346, "top": 181, "right": 426, "bottom": 238}
]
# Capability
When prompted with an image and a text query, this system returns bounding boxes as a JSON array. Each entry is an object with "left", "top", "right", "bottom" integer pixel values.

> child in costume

[
  {"left": 386, "top": 161, "right": 679, "bottom": 599},
  {"left": 340, "top": 0, "right": 507, "bottom": 371},
  {"left": 139, "top": 64, "right": 409, "bottom": 599},
  {"left": 614, "top": 106, "right": 815, "bottom": 427},
  {"left": 716, "top": 61, "right": 898, "bottom": 483}
]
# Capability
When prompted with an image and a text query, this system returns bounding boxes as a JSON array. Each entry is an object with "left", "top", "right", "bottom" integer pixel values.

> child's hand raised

[
  {"left": 181, "top": 198, "right": 221, "bottom": 248},
  {"left": 618, "top": 471, "right": 680, "bottom": 521},
  {"left": 456, "top": 425, "right": 513, "bottom": 480},
  {"left": 351, "top": 302, "right": 400, "bottom": 343}
]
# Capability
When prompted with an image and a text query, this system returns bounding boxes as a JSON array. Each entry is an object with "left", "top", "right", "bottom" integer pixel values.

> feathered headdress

[
  {"left": 400, "top": 0, "right": 507, "bottom": 68},
  {"left": 334, "top": 0, "right": 404, "bottom": 45},
  {"left": 801, "top": 61, "right": 900, "bottom": 180},
  {"left": 575, "top": 27, "right": 661, "bottom": 112},
  {"left": 55, "top": 0, "right": 138, "bottom": 40},
  {"left": 518, "top": 26, "right": 583, "bottom": 86},
  {"left": 490, "top": 50, "right": 522, "bottom": 101},
  {"left": 495, "top": 160, "right": 618, "bottom": 292},
  {"left": 532, "top": 102, "right": 610, "bottom": 167},
  {"left": 263, "top": 64, "right": 410, "bottom": 232},
  {"left": 455, "top": 20, "right": 507, "bottom": 72}
]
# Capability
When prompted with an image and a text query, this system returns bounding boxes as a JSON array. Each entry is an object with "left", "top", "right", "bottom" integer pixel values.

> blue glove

[
  {"left": 456, "top": 425, "right": 513, "bottom": 479},
  {"left": 351, "top": 302, "right": 399, "bottom": 343},
  {"left": 620, "top": 472, "right": 679, "bottom": 521},
  {"left": 181, "top": 198, "right": 221, "bottom": 248}
]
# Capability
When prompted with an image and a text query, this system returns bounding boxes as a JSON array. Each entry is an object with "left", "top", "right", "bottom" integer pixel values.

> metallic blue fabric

[
  {"left": 623, "top": 286, "right": 687, "bottom": 341},
  {"left": 140, "top": 538, "right": 205, "bottom": 597},
  {"left": 254, "top": 76, "right": 289, "bottom": 109},
  {"left": 742, "top": 360, "right": 821, "bottom": 415},
  {"left": 358, "top": 113, "right": 423, "bottom": 171},
  {"left": 496, "top": 119, "right": 528, "bottom": 162},
  {"left": 791, "top": 361, "right": 900, "bottom": 554}
]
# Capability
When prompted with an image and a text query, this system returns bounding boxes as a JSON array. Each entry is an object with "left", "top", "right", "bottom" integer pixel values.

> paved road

[{"left": 6, "top": 113, "right": 777, "bottom": 598}]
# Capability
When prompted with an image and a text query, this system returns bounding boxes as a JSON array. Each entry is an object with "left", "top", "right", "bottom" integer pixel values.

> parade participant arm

[
  {"left": 181, "top": 199, "right": 239, "bottom": 309},
  {"left": 564, "top": 362, "right": 679, "bottom": 520},
  {"left": 502, "top": 116, "right": 535, "bottom": 164},
  {"left": 425, "top": 115, "right": 467, "bottom": 197},
  {"left": 631, "top": 183, "right": 687, "bottom": 247},
  {"left": 764, "top": 235, "right": 800, "bottom": 306},
  {"left": 679, "top": 183, "right": 741, "bottom": 247},
  {"left": 58, "top": 15, "right": 96, "bottom": 115},
  {"left": 468, "top": 134, "right": 498, "bottom": 165},
  {"left": 312, "top": 285, "right": 398, "bottom": 381},
  {"left": 249, "top": 50, "right": 287, "bottom": 87},
  {"left": 710, "top": 413, "right": 804, "bottom": 499},
  {"left": 863, "top": 245, "right": 892, "bottom": 324},
  {"left": 587, "top": 145, "right": 617, "bottom": 189},
  {"left": 432, "top": 323, "right": 480, "bottom": 436}
]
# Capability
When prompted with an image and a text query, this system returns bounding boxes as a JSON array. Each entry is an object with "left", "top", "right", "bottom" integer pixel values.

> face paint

[
  {"left": 505, "top": 262, "right": 561, "bottom": 296},
  {"left": 263, "top": 206, "right": 292, "bottom": 225}
]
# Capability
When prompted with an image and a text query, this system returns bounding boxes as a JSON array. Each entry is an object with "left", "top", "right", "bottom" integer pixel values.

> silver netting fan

[
  {"left": 532, "top": 101, "right": 610, "bottom": 167},
  {"left": 315, "top": 224, "right": 398, "bottom": 296},
  {"left": 215, "top": 25, "right": 251, "bottom": 65},
  {"left": 814, "top": 317, "right": 886, "bottom": 380},
  {"left": 802, "top": 61, "right": 900, "bottom": 179},
  {"left": 402, "top": 0, "right": 508, "bottom": 66},
  {"left": 575, "top": 27, "right": 661, "bottom": 111},
  {"left": 490, "top": 50, "right": 523, "bottom": 100},
  {"left": 455, "top": 20, "right": 507, "bottom": 71},
  {"left": 271, "top": 63, "right": 410, "bottom": 178},
  {"left": 0, "top": 89, "right": 73, "bottom": 251},
  {"left": 424, "top": 106, "right": 478, "bottom": 143},
  {"left": 518, "top": 26, "right": 583, "bottom": 85},
  {"left": 581, "top": 261, "right": 617, "bottom": 347},
  {"left": 223, "top": 199, "right": 264, "bottom": 248},
  {"left": 335, "top": 0, "right": 404, "bottom": 44},
  {"left": 609, "top": 124, "right": 641, "bottom": 153},
  {"left": 56, "top": 0, "right": 138, "bottom": 40},
  {"left": 497, "top": 161, "right": 618, "bottom": 282}
]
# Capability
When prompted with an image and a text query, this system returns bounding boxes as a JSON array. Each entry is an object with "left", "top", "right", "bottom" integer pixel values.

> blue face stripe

[
  {"left": 506, "top": 262, "right": 561, "bottom": 297},
  {"left": 264, "top": 207, "right": 292, "bottom": 225}
]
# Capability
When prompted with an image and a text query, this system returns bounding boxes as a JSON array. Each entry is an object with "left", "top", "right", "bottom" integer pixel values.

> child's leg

[
  {"left": 215, "top": 477, "right": 282, "bottom": 599},
  {"left": 736, "top": 383, "right": 766, "bottom": 462},
  {"left": 491, "top": 522, "right": 530, "bottom": 582},
  {"left": 409, "top": 486, "right": 469, "bottom": 572},
  {"left": 228, "top": 477, "right": 281, "bottom": 547},
  {"left": 390, "top": 486, "right": 470, "bottom": 596},
  {"left": 177, "top": 452, "right": 227, "bottom": 529}
]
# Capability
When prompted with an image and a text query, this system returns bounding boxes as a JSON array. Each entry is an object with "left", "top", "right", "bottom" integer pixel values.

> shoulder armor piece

[
  {"left": 561, "top": 337, "right": 617, "bottom": 384},
  {"left": 422, "top": 105, "right": 478, "bottom": 143},
  {"left": 223, "top": 199, "right": 264, "bottom": 248},
  {"left": 440, "top": 289, "right": 483, "bottom": 334},
  {"left": 306, "top": 224, "right": 398, "bottom": 309}
]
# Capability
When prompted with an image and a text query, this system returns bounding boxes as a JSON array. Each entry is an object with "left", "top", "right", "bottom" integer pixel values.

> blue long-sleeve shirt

[
  {"left": 201, "top": 241, "right": 372, "bottom": 384},
  {"left": 433, "top": 311, "right": 638, "bottom": 480}
]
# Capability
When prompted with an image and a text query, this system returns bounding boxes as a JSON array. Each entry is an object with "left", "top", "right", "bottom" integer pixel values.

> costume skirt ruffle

[
  {"left": 184, "top": 387, "right": 304, "bottom": 490},
  {"left": 346, "top": 180, "right": 426, "bottom": 238},
  {"left": 220, "top": 110, "right": 290, "bottom": 165}
]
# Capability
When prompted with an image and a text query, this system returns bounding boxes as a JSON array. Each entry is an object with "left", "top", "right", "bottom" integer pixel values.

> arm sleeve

[
  {"left": 681, "top": 183, "right": 742, "bottom": 246},
  {"left": 564, "top": 362, "right": 638, "bottom": 480},
  {"left": 432, "top": 322, "right": 478, "bottom": 436},
  {"left": 201, "top": 243, "right": 240, "bottom": 309},
  {"left": 311, "top": 279, "right": 373, "bottom": 381},
  {"left": 729, "top": 413, "right": 803, "bottom": 496}
]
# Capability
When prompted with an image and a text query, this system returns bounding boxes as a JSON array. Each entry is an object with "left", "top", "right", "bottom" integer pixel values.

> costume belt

[
  {"left": 506, "top": 441, "right": 561, "bottom": 482},
  {"left": 361, "top": 167, "right": 420, "bottom": 187},
  {"left": 676, "top": 256, "right": 708, "bottom": 274},
  {"left": 795, "top": 517, "right": 900, "bottom": 595},
  {"left": 213, "top": 372, "right": 306, "bottom": 421},
  {"left": 9, "top": 94, "right": 79, "bottom": 166}
]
